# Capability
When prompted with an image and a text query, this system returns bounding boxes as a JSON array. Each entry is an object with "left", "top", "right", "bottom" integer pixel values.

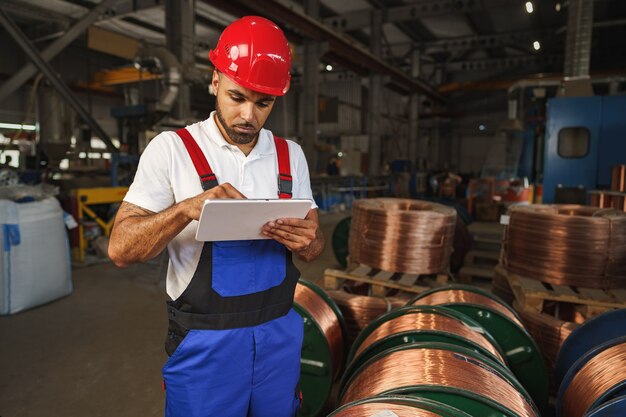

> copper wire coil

[
  {"left": 589, "top": 191, "right": 626, "bottom": 212},
  {"left": 409, "top": 289, "right": 524, "bottom": 328},
  {"left": 327, "top": 290, "right": 407, "bottom": 343},
  {"left": 332, "top": 402, "right": 442, "bottom": 417},
  {"left": 348, "top": 198, "right": 457, "bottom": 275},
  {"left": 294, "top": 283, "right": 344, "bottom": 379},
  {"left": 612, "top": 165, "right": 626, "bottom": 192},
  {"left": 514, "top": 303, "right": 577, "bottom": 394},
  {"left": 353, "top": 310, "right": 505, "bottom": 364},
  {"left": 562, "top": 341, "right": 626, "bottom": 417},
  {"left": 502, "top": 205, "right": 626, "bottom": 289},
  {"left": 340, "top": 347, "right": 539, "bottom": 417},
  {"left": 492, "top": 266, "right": 515, "bottom": 305}
]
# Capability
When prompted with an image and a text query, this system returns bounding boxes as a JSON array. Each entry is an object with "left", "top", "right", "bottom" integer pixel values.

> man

[{"left": 108, "top": 16, "right": 324, "bottom": 417}]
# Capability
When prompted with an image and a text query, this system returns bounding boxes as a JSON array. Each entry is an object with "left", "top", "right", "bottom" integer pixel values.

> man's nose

[{"left": 240, "top": 102, "right": 255, "bottom": 123}]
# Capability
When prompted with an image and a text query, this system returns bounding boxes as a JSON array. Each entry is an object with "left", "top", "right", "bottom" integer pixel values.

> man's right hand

[{"left": 182, "top": 183, "right": 247, "bottom": 221}]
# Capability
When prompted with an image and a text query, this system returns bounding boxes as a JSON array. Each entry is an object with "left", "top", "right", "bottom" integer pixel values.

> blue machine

[{"left": 541, "top": 95, "right": 626, "bottom": 203}]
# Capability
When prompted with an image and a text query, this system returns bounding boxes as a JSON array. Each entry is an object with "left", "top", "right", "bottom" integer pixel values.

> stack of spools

[
  {"left": 293, "top": 280, "right": 347, "bottom": 417},
  {"left": 556, "top": 309, "right": 626, "bottom": 417},
  {"left": 589, "top": 164, "right": 626, "bottom": 212},
  {"left": 327, "top": 198, "right": 457, "bottom": 351},
  {"left": 335, "top": 285, "right": 548, "bottom": 417},
  {"left": 497, "top": 204, "right": 626, "bottom": 383}
]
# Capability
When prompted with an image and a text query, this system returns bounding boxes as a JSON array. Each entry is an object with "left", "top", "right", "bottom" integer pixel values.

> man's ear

[{"left": 210, "top": 70, "right": 219, "bottom": 96}]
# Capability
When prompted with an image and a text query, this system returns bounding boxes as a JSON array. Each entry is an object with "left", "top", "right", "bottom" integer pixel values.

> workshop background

[{"left": 1, "top": 1, "right": 626, "bottom": 416}]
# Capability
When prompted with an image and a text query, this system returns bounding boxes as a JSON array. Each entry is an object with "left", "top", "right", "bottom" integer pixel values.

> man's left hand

[{"left": 262, "top": 209, "right": 324, "bottom": 262}]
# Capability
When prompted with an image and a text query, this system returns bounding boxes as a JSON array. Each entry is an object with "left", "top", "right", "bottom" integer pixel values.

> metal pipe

[
  {"left": 564, "top": 0, "right": 594, "bottom": 78},
  {"left": 0, "top": 0, "right": 118, "bottom": 103},
  {"left": 0, "top": 9, "right": 118, "bottom": 152},
  {"left": 134, "top": 46, "right": 182, "bottom": 114}
]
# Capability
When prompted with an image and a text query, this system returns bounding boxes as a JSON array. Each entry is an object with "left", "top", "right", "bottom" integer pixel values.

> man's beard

[{"left": 215, "top": 102, "right": 260, "bottom": 145}]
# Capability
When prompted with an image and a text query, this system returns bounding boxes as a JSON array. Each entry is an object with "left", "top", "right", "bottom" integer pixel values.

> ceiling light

[
  {"left": 525, "top": 1, "right": 534, "bottom": 13},
  {"left": 479, "top": 124, "right": 486, "bottom": 131},
  {"left": 0, "top": 122, "right": 36, "bottom": 131},
  {"left": 555, "top": 2, "right": 561, "bottom": 12},
  {"left": 533, "top": 41, "right": 541, "bottom": 51},
  {"left": 326, "top": 64, "right": 333, "bottom": 71}
]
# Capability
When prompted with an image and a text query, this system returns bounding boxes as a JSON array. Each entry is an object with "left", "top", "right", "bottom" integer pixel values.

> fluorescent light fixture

[
  {"left": 525, "top": 1, "right": 534, "bottom": 13},
  {"left": 0, "top": 122, "right": 37, "bottom": 131},
  {"left": 533, "top": 41, "right": 541, "bottom": 50},
  {"left": 326, "top": 64, "right": 333, "bottom": 71}
]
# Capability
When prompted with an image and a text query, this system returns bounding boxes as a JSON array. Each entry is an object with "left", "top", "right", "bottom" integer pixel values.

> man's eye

[
  {"left": 231, "top": 96, "right": 245, "bottom": 102},
  {"left": 257, "top": 102, "right": 269, "bottom": 108}
]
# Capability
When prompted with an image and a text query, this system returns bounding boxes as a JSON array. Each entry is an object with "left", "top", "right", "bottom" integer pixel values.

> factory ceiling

[{"left": 2, "top": 0, "right": 626, "bottom": 97}]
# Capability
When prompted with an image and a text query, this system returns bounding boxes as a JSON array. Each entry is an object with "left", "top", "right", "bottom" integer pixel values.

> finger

[
  {"left": 220, "top": 183, "right": 247, "bottom": 199},
  {"left": 263, "top": 227, "right": 302, "bottom": 244}
]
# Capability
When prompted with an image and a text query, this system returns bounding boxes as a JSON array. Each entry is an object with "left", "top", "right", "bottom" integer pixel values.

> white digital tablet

[{"left": 195, "top": 199, "right": 313, "bottom": 241}]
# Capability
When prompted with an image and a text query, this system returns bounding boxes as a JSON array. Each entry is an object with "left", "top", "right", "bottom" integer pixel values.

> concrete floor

[{"left": 0, "top": 211, "right": 348, "bottom": 417}]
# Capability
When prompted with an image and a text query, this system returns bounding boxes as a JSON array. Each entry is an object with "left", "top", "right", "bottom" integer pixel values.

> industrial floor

[{"left": 0, "top": 211, "right": 349, "bottom": 417}]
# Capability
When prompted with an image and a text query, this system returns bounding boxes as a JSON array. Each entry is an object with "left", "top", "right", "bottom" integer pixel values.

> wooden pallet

[
  {"left": 498, "top": 264, "right": 626, "bottom": 315},
  {"left": 457, "top": 250, "right": 500, "bottom": 285},
  {"left": 323, "top": 264, "right": 449, "bottom": 296}
]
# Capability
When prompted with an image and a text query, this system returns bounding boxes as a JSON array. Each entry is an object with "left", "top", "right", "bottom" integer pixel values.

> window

[{"left": 558, "top": 127, "right": 590, "bottom": 158}]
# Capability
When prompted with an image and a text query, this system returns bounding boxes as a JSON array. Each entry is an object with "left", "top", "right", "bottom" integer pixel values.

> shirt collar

[{"left": 204, "top": 111, "right": 275, "bottom": 157}]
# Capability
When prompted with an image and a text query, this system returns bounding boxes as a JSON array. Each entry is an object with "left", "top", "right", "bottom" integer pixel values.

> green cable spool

[
  {"left": 342, "top": 305, "right": 506, "bottom": 386},
  {"left": 409, "top": 285, "right": 549, "bottom": 415},
  {"left": 331, "top": 216, "right": 351, "bottom": 268},
  {"left": 294, "top": 279, "right": 348, "bottom": 417},
  {"left": 328, "top": 395, "right": 472, "bottom": 417},
  {"left": 338, "top": 342, "right": 538, "bottom": 417}
]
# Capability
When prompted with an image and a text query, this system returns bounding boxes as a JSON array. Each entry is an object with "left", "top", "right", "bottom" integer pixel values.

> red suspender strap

[
  {"left": 175, "top": 128, "right": 219, "bottom": 191},
  {"left": 273, "top": 136, "right": 292, "bottom": 199}
]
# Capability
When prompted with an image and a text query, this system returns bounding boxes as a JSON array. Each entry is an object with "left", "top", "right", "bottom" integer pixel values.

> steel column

[
  {"left": 302, "top": 0, "right": 321, "bottom": 169},
  {"left": 0, "top": 9, "right": 118, "bottom": 152},
  {"left": 368, "top": 10, "right": 383, "bottom": 176},
  {"left": 408, "top": 49, "right": 420, "bottom": 167},
  {"left": 0, "top": 0, "right": 118, "bottom": 103},
  {"left": 165, "top": 0, "right": 195, "bottom": 120}
]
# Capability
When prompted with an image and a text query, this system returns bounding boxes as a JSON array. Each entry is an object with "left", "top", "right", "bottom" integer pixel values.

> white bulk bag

[{"left": 0, "top": 197, "right": 72, "bottom": 315}]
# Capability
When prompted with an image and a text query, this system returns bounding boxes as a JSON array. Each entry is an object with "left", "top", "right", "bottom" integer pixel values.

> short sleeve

[
  {"left": 124, "top": 132, "right": 175, "bottom": 213},
  {"left": 289, "top": 142, "right": 318, "bottom": 209}
]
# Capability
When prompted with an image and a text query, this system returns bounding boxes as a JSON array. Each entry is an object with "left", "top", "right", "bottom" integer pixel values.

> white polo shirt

[{"left": 124, "top": 111, "right": 316, "bottom": 299}]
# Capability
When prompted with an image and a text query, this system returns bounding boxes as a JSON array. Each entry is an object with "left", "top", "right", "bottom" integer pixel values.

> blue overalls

[{"left": 162, "top": 128, "right": 303, "bottom": 417}]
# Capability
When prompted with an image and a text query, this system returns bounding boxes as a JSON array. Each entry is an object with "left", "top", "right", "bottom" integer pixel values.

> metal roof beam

[
  {"left": 446, "top": 54, "right": 564, "bottom": 72},
  {"left": 202, "top": 0, "right": 444, "bottom": 102},
  {"left": 323, "top": 0, "right": 481, "bottom": 31}
]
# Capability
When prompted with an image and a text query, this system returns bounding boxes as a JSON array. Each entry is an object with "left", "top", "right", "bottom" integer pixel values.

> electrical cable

[
  {"left": 327, "top": 290, "right": 406, "bottom": 343},
  {"left": 332, "top": 402, "right": 442, "bottom": 417},
  {"left": 294, "top": 283, "right": 344, "bottom": 379},
  {"left": 340, "top": 346, "right": 539, "bottom": 417},
  {"left": 409, "top": 288, "right": 524, "bottom": 328},
  {"left": 348, "top": 198, "right": 457, "bottom": 275},
  {"left": 502, "top": 205, "right": 626, "bottom": 289},
  {"left": 352, "top": 310, "right": 505, "bottom": 364},
  {"left": 562, "top": 341, "right": 626, "bottom": 417}
]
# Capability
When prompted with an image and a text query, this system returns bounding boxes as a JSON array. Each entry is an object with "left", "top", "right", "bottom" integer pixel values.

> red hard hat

[{"left": 209, "top": 16, "right": 291, "bottom": 96}]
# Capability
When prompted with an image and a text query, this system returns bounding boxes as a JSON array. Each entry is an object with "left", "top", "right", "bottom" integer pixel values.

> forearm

[
  {"left": 109, "top": 201, "right": 192, "bottom": 267},
  {"left": 295, "top": 226, "right": 325, "bottom": 262}
]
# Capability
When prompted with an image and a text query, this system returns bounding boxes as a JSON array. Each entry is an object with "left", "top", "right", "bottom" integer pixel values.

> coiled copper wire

[
  {"left": 332, "top": 402, "right": 442, "bottom": 417},
  {"left": 340, "top": 347, "right": 539, "bottom": 417},
  {"left": 410, "top": 289, "right": 524, "bottom": 328},
  {"left": 562, "top": 341, "right": 626, "bottom": 417},
  {"left": 294, "top": 283, "right": 344, "bottom": 379},
  {"left": 349, "top": 199, "right": 457, "bottom": 275},
  {"left": 514, "top": 303, "right": 577, "bottom": 393},
  {"left": 492, "top": 266, "right": 515, "bottom": 305},
  {"left": 502, "top": 205, "right": 626, "bottom": 289},
  {"left": 612, "top": 165, "right": 626, "bottom": 192},
  {"left": 327, "top": 290, "right": 406, "bottom": 343},
  {"left": 353, "top": 310, "right": 504, "bottom": 364}
]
